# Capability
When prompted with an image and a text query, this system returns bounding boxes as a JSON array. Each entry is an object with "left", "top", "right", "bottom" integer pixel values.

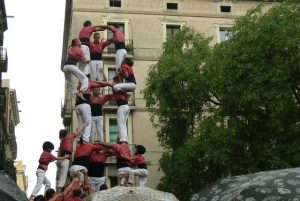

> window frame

[
  {"left": 162, "top": 22, "right": 185, "bottom": 42},
  {"left": 215, "top": 24, "right": 232, "bottom": 43}
]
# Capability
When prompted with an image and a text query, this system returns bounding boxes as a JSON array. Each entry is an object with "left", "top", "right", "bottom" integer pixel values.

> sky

[{"left": 3, "top": 0, "right": 66, "bottom": 197}]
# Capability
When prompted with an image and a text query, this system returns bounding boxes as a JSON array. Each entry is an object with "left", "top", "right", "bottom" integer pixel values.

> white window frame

[
  {"left": 162, "top": 22, "right": 185, "bottom": 42},
  {"left": 215, "top": 24, "right": 232, "bottom": 43}
]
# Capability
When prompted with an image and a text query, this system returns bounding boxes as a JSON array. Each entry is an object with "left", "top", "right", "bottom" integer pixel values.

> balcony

[
  {"left": 0, "top": 47, "right": 8, "bottom": 73},
  {"left": 102, "top": 39, "right": 134, "bottom": 59}
]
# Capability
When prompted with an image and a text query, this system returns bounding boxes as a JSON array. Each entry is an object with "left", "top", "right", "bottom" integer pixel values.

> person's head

[
  {"left": 42, "top": 141, "right": 54, "bottom": 152},
  {"left": 112, "top": 76, "right": 119, "bottom": 84},
  {"left": 71, "top": 38, "right": 81, "bottom": 47},
  {"left": 83, "top": 20, "right": 92, "bottom": 27},
  {"left": 33, "top": 195, "right": 45, "bottom": 201},
  {"left": 45, "top": 188, "right": 56, "bottom": 199},
  {"left": 100, "top": 184, "right": 108, "bottom": 191},
  {"left": 93, "top": 32, "right": 100, "bottom": 42},
  {"left": 74, "top": 188, "right": 87, "bottom": 198},
  {"left": 135, "top": 145, "right": 146, "bottom": 155},
  {"left": 112, "top": 23, "right": 119, "bottom": 28},
  {"left": 92, "top": 87, "right": 101, "bottom": 96},
  {"left": 123, "top": 58, "right": 134, "bottom": 67},
  {"left": 59, "top": 129, "right": 68, "bottom": 139}
]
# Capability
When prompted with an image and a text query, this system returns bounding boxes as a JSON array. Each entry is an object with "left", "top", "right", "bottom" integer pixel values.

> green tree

[
  {"left": 144, "top": 2, "right": 300, "bottom": 201},
  {"left": 143, "top": 26, "right": 214, "bottom": 150}
]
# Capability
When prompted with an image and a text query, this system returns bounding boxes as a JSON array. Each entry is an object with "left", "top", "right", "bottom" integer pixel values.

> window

[
  {"left": 219, "top": 27, "right": 232, "bottom": 42},
  {"left": 109, "top": 118, "right": 118, "bottom": 143},
  {"left": 107, "top": 22, "right": 125, "bottom": 53},
  {"left": 220, "top": 6, "right": 231, "bottom": 13},
  {"left": 166, "top": 25, "right": 180, "bottom": 39},
  {"left": 167, "top": 3, "right": 178, "bottom": 10},
  {"left": 109, "top": 0, "right": 121, "bottom": 7}
]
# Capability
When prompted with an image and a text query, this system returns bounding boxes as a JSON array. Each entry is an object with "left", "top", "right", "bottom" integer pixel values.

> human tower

[{"left": 29, "top": 21, "right": 148, "bottom": 201}]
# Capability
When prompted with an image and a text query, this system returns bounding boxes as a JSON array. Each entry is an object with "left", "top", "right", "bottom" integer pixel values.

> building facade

[
  {"left": 15, "top": 160, "right": 28, "bottom": 193},
  {"left": 61, "top": 0, "right": 272, "bottom": 188},
  {"left": 0, "top": 80, "right": 19, "bottom": 181}
]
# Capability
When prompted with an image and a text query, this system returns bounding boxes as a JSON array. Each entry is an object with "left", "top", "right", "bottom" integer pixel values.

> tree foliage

[
  {"left": 143, "top": 27, "right": 213, "bottom": 149},
  {"left": 143, "top": 2, "right": 300, "bottom": 201}
]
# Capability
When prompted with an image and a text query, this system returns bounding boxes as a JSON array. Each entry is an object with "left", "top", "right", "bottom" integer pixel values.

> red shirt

[
  {"left": 63, "top": 181, "right": 82, "bottom": 201},
  {"left": 109, "top": 26, "right": 125, "bottom": 42},
  {"left": 89, "top": 39, "right": 113, "bottom": 54},
  {"left": 132, "top": 154, "right": 145, "bottom": 165},
  {"left": 121, "top": 64, "right": 134, "bottom": 75},
  {"left": 112, "top": 144, "right": 131, "bottom": 158},
  {"left": 113, "top": 90, "right": 127, "bottom": 101},
  {"left": 60, "top": 133, "right": 77, "bottom": 152},
  {"left": 68, "top": 197, "right": 82, "bottom": 201},
  {"left": 89, "top": 150, "right": 112, "bottom": 163},
  {"left": 38, "top": 151, "right": 56, "bottom": 171},
  {"left": 77, "top": 81, "right": 101, "bottom": 94},
  {"left": 90, "top": 94, "right": 112, "bottom": 105},
  {"left": 79, "top": 26, "right": 97, "bottom": 39},
  {"left": 74, "top": 143, "right": 101, "bottom": 159},
  {"left": 68, "top": 46, "right": 85, "bottom": 62}
]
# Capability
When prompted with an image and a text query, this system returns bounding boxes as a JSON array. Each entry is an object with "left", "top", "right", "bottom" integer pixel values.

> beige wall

[
  {"left": 15, "top": 161, "right": 28, "bottom": 193},
  {"left": 67, "top": 0, "right": 263, "bottom": 188}
]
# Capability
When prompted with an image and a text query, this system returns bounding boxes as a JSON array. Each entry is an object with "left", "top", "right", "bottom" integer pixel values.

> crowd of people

[{"left": 28, "top": 20, "right": 148, "bottom": 201}]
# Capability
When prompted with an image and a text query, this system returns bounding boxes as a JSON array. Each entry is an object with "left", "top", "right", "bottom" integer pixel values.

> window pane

[
  {"left": 109, "top": 119, "right": 118, "bottom": 143},
  {"left": 167, "top": 3, "right": 178, "bottom": 10},
  {"left": 166, "top": 25, "right": 180, "bottom": 39},
  {"left": 110, "top": 0, "right": 121, "bottom": 7},
  {"left": 219, "top": 27, "right": 231, "bottom": 42}
]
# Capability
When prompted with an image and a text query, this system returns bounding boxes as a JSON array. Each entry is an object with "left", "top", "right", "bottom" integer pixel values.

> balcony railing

[
  {"left": 0, "top": 47, "right": 8, "bottom": 73},
  {"left": 102, "top": 89, "right": 135, "bottom": 106},
  {"left": 102, "top": 39, "right": 134, "bottom": 55}
]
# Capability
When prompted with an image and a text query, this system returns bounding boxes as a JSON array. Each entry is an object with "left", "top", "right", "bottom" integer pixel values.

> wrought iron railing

[{"left": 102, "top": 39, "right": 134, "bottom": 55}]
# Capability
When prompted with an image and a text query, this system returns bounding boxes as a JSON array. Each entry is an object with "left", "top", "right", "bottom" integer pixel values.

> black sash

[{"left": 114, "top": 42, "right": 125, "bottom": 50}]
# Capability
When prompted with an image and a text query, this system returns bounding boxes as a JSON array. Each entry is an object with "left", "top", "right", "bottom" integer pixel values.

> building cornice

[{"left": 73, "top": 8, "right": 240, "bottom": 20}]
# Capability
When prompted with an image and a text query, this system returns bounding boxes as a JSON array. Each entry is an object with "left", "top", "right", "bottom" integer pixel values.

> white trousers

[
  {"left": 90, "top": 60, "right": 104, "bottom": 81},
  {"left": 31, "top": 169, "right": 51, "bottom": 197},
  {"left": 69, "top": 165, "right": 87, "bottom": 178},
  {"left": 78, "top": 45, "right": 90, "bottom": 75},
  {"left": 91, "top": 115, "right": 104, "bottom": 142},
  {"left": 115, "top": 49, "right": 127, "bottom": 71},
  {"left": 75, "top": 103, "right": 91, "bottom": 142},
  {"left": 88, "top": 176, "right": 106, "bottom": 192},
  {"left": 56, "top": 159, "right": 70, "bottom": 188},
  {"left": 113, "top": 83, "right": 136, "bottom": 92},
  {"left": 118, "top": 167, "right": 132, "bottom": 185},
  {"left": 128, "top": 169, "right": 148, "bottom": 187},
  {"left": 117, "top": 104, "right": 130, "bottom": 142},
  {"left": 63, "top": 64, "right": 89, "bottom": 94}
]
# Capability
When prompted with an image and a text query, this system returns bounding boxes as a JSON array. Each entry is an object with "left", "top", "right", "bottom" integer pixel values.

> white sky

[{"left": 3, "top": 0, "right": 66, "bottom": 197}]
